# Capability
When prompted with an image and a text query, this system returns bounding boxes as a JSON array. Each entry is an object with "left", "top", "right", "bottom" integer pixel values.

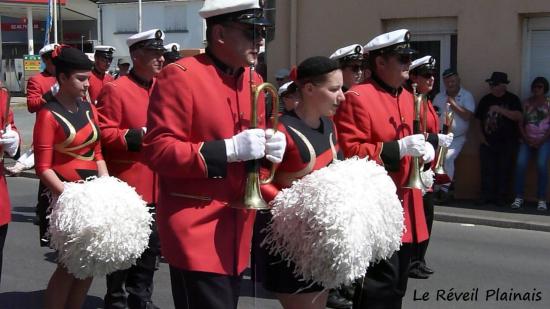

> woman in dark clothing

[{"left": 259, "top": 56, "right": 345, "bottom": 309}]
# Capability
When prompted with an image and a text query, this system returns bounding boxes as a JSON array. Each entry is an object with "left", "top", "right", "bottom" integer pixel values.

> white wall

[{"left": 99, "top": 0, "right": 204, "bottom": 58}]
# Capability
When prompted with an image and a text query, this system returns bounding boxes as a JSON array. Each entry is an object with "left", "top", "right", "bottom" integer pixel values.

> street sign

[{"left": 23, "top": 55, "right": 41, "bottom": 71}]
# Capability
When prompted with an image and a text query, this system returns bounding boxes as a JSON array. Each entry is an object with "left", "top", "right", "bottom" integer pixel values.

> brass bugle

[
  {"left": 404, "top": 83, "right": 424, "bottom": 189},
  {"left": 231, "top": 65, "right": 280, "bottom": 210},
  {"left": 434, "top": 103, "right": 454, "bottom": 175}
]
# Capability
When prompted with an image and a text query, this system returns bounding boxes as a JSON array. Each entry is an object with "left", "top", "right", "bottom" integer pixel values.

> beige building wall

[{"left": 267, "top": 0, "right": 550, "bottom": 200}]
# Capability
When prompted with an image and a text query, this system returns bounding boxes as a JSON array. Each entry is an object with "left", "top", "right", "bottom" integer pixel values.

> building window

[
  {"left": 164, "top": 4, "right": 187, "bottom": 33},
  {"left": 115, "top": 6, "right": 138, "bottom": 33}
]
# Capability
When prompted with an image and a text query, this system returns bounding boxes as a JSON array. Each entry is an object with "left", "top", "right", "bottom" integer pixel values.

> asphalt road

[{"left": 1, "top": 177, "right": 549, "bottom": 309}]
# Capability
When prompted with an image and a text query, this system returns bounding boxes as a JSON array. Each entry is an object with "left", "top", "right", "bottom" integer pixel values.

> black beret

[
  {"left": 297, "top": 56, "right": 340, "bottom": 82},
  {"left": 52, "top": 46, "right": 93, "bottom": 71}
]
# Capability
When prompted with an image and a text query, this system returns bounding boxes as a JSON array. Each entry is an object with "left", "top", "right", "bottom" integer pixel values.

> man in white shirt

[{"left": 432, "top": 69, "right": 475, "bottom": 202}]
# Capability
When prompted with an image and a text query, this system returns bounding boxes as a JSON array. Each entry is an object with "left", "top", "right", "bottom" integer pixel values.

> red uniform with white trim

[
  {"left": 26, "top": 71, "right": 56, "bottom": 113},
  {"left": 0, "top": 89, "right": 18, "bottom": 226},
  {"left": 96, "top": 72, "right": 157, "bottom": 204},
  {"left": 142, "top": 52, "right": 265, "bottom": 276},
  {"left": 334, "top": 77, "right": 429, "bottom": 243},
  {"left": 88, "top": 69, "right": 114, "bottom": 104}
]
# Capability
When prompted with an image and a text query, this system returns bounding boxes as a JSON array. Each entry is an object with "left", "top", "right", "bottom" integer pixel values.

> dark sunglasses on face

[
  {"left": 224, "top": 23, "right": 266, "bottom": 41},
  {"left": 345, "top": 64, "right": 363, "bottom": 73},
  {"left": 396, "top": 54, "right": 412, "bottom": 64},
  {"left": 419, "top": 71, "right": 436, "bottom": 79}
]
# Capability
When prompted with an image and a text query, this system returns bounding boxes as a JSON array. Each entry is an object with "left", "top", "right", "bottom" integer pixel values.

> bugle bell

[
  {"left": 231, "top": 65, "right": 279, "bottom": 210},
  {"left": 404, "top": 83, "right": 425, "bottom": 189},
  {"left": 434, "top": 103, "right": 454, "bottom": 175}
]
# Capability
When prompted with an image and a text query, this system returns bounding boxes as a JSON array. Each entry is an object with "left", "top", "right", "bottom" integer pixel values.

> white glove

[
  {"left": 265, "top": 129, "right": 286, "bottom": 164},
  {"left": 0, "top": 125, "right": 20, "bottom": 157},
  {"left": 397, "top": 134, "right": 426, "bottom": 158},
  {"left": 422, "top": 141, "right": 435, "bottom": 163},
  {"left": 224, "top": 129, "right": 266, "bottom": 163},
  {"left": 438, "top": 133, "right": 454, "bottom": 148}
]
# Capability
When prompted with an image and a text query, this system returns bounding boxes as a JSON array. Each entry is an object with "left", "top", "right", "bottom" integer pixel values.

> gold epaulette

[
  {"left": 169, "top": 62, "right": 188, "bottom": 72},
  {"left": 347, "top": 90, "right": 360, "bottom": 96}
]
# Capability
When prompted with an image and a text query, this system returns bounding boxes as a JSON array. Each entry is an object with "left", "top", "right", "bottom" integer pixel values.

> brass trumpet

[
  {"left": 404, "top": 83, "right": 425, "bottom": 189},
  {"left": 231, "top": 65, "right": 280, "bottom": 210},
  {"left": 434, "top": 103, "right": 454, "bottom": 175}
]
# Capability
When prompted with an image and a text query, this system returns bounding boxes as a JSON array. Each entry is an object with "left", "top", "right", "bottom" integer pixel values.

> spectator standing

[
  {"left": 475, "top": 71, "right": 522, "bottom": 206},
  {"left": 511, "top": 77, "right": 550, "bottom": 211},
  {"left": 114, "top": 57, "right": 131, "bottom": 79},
  {"left": 432, "top": 69, "right": 475, "bottom": 202}
]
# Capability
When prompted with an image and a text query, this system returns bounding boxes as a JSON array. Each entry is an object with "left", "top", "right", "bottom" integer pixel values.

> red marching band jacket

[
  {"left": 0, "top": 88, "right": 19, "bottom": 226},
  {"left": 96, "top": 72, "right": 157, "bottom": 204},
  {"left": 141, "top": 53, "right": 266, "bottom": 276},
  {"left": 88, "top": 69, "right": 114, "bottom": 105},
  {"left": 26, "top": 71, "right": 56, "bottom": 113},
  {"left": 334, "top": 77, "right": 429, "bottom": 243}
]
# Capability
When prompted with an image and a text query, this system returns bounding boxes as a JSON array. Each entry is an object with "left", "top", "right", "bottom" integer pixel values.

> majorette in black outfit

[{"left": 257, "top": 56, "right": 345, "bottom": 305}]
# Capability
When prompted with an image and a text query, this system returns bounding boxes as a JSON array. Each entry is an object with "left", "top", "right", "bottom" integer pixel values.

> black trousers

[
  {"left": 169, "top": 267, "right": 242, "bottom": 309},
  {"left": 36, "top": 181, "right": 51, "bottom": 247},
  {"left": 479, "top": 141, "right": 518, "bottom": 202},
  {"left": 411, "top": 192, "right": 434, "bottom": 268},
  {"left": 0, "top": 224, "right": 7, "bottom": 286},
  {"left": 353, "top": 244, "right": 412, "bottom": 309},
  {"left": 104, "top": 207, "right": 160, "bottom": 309}
]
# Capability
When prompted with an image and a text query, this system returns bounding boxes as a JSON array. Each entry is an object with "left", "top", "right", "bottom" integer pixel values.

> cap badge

[{"left": 155, "top": 30, "right": 163, "bottom": 39}]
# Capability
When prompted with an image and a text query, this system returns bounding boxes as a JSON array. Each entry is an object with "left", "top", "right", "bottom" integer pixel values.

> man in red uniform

[
  {"left": 26, "top": 43, "right": 58, "bottom": 113},
  {"left": 96, "top": 30, "right": 164, "bottom": 309},
  {"left": 141, "top": 1, "right": 286, "bottom": 308},
  {"left": 334, "top": 29, "right": 435, "bottom": 309},
  {"left": 88, "top": 45, "right": 115, "bottom": 104}
]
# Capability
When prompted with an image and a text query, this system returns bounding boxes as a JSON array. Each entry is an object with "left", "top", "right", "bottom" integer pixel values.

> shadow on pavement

[{"left": 0, "top": 290, "right": 103, "bottom": 308}]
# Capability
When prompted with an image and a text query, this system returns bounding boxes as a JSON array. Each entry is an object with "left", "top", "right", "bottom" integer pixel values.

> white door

[{"left": 522, "top": 17, "right": 550, "bottom": 98}]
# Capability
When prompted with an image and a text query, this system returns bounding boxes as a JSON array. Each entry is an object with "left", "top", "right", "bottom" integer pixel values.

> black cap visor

[{"left": 130, "top": 39, "right": 166, "bottom": 52}]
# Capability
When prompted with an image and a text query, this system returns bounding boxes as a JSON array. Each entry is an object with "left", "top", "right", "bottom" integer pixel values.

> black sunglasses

[
  {"left": 224, "top": 23, "right": 266, "bottom": 41},
  {"left": 344, "top": 64, "right": 363, "bottom": 73}
]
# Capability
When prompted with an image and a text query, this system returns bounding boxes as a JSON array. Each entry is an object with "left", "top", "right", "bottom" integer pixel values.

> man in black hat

[
  {"left": 335, "top": 29, "right": 433, "bottom": 309},
  {"left": 141, "top": 1, "right": 286, "bottom": 308},
  {"left": 475, "top": 71, "right": 522, "bottom": 206}
]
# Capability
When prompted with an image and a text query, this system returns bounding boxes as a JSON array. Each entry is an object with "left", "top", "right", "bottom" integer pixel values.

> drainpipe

[
  {"left": 289, "top": 0, "right": 297, "bottom": 66},
  {"left": 27, "top": 7, "right": 34, "bottom": 54},
  {"left": 97, "top": 5, "right": 102, "bottom": 44}
]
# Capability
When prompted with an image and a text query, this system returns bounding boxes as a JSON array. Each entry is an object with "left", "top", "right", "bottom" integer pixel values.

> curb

[{"left": 434, "top": 211, "right": 550, "bottom": 233}]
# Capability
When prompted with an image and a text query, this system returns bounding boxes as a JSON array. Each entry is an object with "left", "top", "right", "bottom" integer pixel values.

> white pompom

[
  {"left": 420, "top": 169, "right": 435, "bottom": 195},
  {"left": 262, "top": 157, "right": 404, "bottom": 289},
  {"left": 48, "top": 176, "right": 153, "bottom": 279}
]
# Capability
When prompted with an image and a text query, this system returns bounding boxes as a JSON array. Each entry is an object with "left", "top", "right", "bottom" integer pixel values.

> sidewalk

[{"left": 435, "top": 200, "right": 550, "bottom": 232}]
